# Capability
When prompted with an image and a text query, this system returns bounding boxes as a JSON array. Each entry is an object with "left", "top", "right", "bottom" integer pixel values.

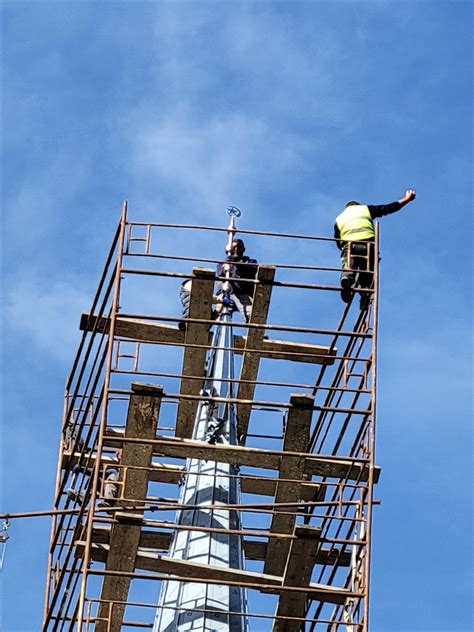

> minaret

[{"left": 154, "top": 209, "right": 249, "bottom": 631}]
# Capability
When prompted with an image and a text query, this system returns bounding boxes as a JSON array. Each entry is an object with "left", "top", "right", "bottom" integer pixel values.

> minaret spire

[{"left": 154, "top": 208, "right": 248, "bottom": 631}]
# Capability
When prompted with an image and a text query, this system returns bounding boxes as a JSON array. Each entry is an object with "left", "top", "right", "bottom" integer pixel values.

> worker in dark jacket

[
  {"left": 179, "top": 238, "right": 257, "bottom": 329},
  {"left": 334, "top": 189, "right": 416, "bottom": 306},
  {"left": 216, "top": 238, "right": 258, "bottom": 322}
]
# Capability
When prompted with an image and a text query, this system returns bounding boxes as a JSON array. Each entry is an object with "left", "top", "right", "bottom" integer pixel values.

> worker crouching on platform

[
  {"left": 216, "top": 238, "right": 258, "bottom": 322},
  {"left": 66, "top": 449, "right": 122, "bottom": 511},
  {"left": 334, "top": 189, "right": 416, "bottom": 308},
  {"left": 179, "top": 238, "right": 257, "bottom": 328}
]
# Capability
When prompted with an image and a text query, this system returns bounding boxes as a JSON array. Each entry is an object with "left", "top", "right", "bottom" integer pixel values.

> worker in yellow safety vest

[{"left": 334, "top": 189, "right": 416, "bottom": 308}]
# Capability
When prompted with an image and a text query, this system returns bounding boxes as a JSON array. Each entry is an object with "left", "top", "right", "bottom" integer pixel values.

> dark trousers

[
  {"left": 341, "top": 241, "right": 375, "bottom": 289},
  {"left": 180, "top": 281, "right": 252, "bottom": 322}
]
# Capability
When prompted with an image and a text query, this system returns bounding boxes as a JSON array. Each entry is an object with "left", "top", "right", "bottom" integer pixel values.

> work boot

[
  {"left": 340, "top": 277, "right": 354, "bottom": 303},
  {"left": 97, "top": 498, "right": 115, "bottom": 508},
  {"left": 340, "top": 287, "right": 353, "bottom": 303},
  {"left": 97, "top": 499, "right": 117, "bottom": 516},
  {"left": 359, "top": 293, "right": 371, "bottom": 310},
  {"left": 66, "top": 488, "right": 85, "bottom": 504}
]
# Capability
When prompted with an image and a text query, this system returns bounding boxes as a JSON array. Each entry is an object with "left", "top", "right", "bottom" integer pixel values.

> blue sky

[{"left": 1, "top": 1, "right": 472, "bottom": 631}]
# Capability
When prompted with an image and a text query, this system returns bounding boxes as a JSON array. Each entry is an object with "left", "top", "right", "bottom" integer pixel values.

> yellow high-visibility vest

[{"left": 335, "top": 205, "right": 375, "bottom": 241}]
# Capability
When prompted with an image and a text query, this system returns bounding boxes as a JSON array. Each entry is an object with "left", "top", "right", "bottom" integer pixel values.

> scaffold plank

[
  {"left": 273, "top": 526, "right": 322, "bottom": 631},
  {"left": 96, "top": 382, "right": 163, "bottom": 632},
  {"left": 241, "top": 476, "right": 322, "bottom": 500},
  {"left": 79, "top": 312, "right": 337, "bottom": 366},
  {"left": 80, "top": 311, "right": 336, "bottom": 367},
  {"left": 87, "top": 525, "right": 349, "bottom": 565},
  {"left": 148, "top": 436, "right": 378, "bottom": 483},
  {"left": 64, "top": 450, "right": 183, "bottom": 484},
  {"left": 240, "top": 540, "right": 349, "bottom": 566},
  {"left": 233, "top": 336, "right": 337, "bottom": 365},
  {"left": 175, "top": 267, "right": 215, "bottom": 438},
  {"left": 84, "top": 531, "right": 268, "bottom": 561},
  {"left": 63, "top": 451, "right": 324, "bottom": 497},
  {"left": 237, "top": 265, "right": 275, "bottom": 439},
  {"left": 264, "top": 394, "right": 313, "bottom": 576},
  {"left": 80, "top": 312, "right": 184, "bottom": 344},
  {"left": 78, "top": 542, "right": 351, "bottom": 604}
]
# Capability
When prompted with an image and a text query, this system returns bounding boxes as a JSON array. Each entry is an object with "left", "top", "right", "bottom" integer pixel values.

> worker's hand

[{"left": 404, "top": 189, "right": 416, "bottom": 202}]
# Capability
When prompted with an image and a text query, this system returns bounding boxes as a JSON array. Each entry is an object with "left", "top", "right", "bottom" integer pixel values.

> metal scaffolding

[{"left": 42, "top": 200, "right": 380, "bottom": 631}]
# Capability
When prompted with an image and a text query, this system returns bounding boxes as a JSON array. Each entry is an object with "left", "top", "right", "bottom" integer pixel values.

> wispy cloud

[
  {"left": 4, "top": 277, "right": 89, "bottom": 363},
  {"left": 114, "top": 4, "right": 350, "bottom": 221},
  {"left": 126, "top": 110, "right": 309, "bottom": 216}
]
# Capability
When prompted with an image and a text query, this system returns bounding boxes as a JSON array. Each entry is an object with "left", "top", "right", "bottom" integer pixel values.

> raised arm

[{"left": 369, "top": 189, "right": 416, "bottom": 218}]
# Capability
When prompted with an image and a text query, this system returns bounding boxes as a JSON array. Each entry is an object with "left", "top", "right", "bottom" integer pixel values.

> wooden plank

[
  {"left": 80, "top": 312, "right": 336, "bottom": 366},
  {"left": 64, "top": 450, "right": 183, "bottom": 485},
  {"left": 236, "top": 265, "right": 275, "bottom": 439},
  {"left": 305, "top": 458, "right": 380, "bottom": 484},
  {"left": 240, "top": 539, "right": 349, "bottom": 567},
  {"left": 82, "top": 541, "right": 282, "bottom": 585},
  {"left": 241, "top": 476, "right": 322, "bottom": 501},
  {"left": 63, "top": 450, "right": 323, "bottom": 498},
  {"left": 264, "top": 394, "right": 313, "bottom": 576},
  {"left": 87, "top": 528, "right": 268, "bottom": 562},
  {"left": 88, "top": 525, "right": 348, "bottom": 566},
  {"left": 77, "top": 542, "right": 351, "bottom": 604},
  {"left": 96, "top": 382, "right": 163, "bottom": 632},
  {"left": 91, "top": 525, "right": 171, "bottom": 551},
  {"left": 149, "top": 436, "right": 378, "bottom": 484},
  {"left": 315, "top": 547, "right": 351, "bottom": 566},
  {"left": 273, "top": 526, "right": 322, "bottom": 631},
  {"left": 234, "top": 336, "right": 336, "bottom": 365},
  {"left": 175, "top": 267, "right": 215, "bottom": 438},
  {"left": 80, "top": 312, "right": 184, "bottom": 345},
  {"left": 80, "top": 313, "right": 336, "bottom": 367}
]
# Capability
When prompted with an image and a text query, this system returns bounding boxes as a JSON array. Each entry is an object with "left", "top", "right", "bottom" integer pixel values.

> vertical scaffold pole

[{"left": 154, "top": 208, "right": 248, "bottom": 632}]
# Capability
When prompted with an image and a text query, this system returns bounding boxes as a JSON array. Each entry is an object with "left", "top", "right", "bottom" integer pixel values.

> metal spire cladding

[{"left": 154, "top": 208, "right": 248, "bottom": 631}]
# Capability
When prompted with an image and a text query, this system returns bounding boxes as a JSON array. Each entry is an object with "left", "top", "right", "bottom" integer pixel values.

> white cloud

[
  {"left": 149, "top": 3, "right": 342, "bottom": 115},
  {"left": 4, "top": 277, "right": 89, "bottom": 363},
  {"left": 115, "top": 4, "right": 351, "bottom": 221},
  {"left": 3, "top": 153, "right": 90, "bottom": 249},
  {"left": 128, "top": 110, "right": 308, "bottom": 215}
]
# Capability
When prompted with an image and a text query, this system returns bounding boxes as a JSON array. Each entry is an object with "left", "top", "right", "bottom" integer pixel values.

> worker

[
  {"left": 216, "top": 238, "right": 258, "bottom": 322},
  {"left": 178, "top": 238, "right": 258, "bottom": 328},
  {"left": 66, "top": 449, "right": 121, "bottom": 510},
  {"left": 334, "top": 189, "right": 416, "bottom": 307},
  {"left": 62, "top": 418, "right": 84, "bottom": 453}
]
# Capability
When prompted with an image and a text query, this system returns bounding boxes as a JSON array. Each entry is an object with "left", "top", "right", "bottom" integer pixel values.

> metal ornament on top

[
  {"left": 219, "top": 206, "right": 242, "bottom": 319},
  {"left": 154, "top": 208, "right": 249, "bottom": 632}
]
